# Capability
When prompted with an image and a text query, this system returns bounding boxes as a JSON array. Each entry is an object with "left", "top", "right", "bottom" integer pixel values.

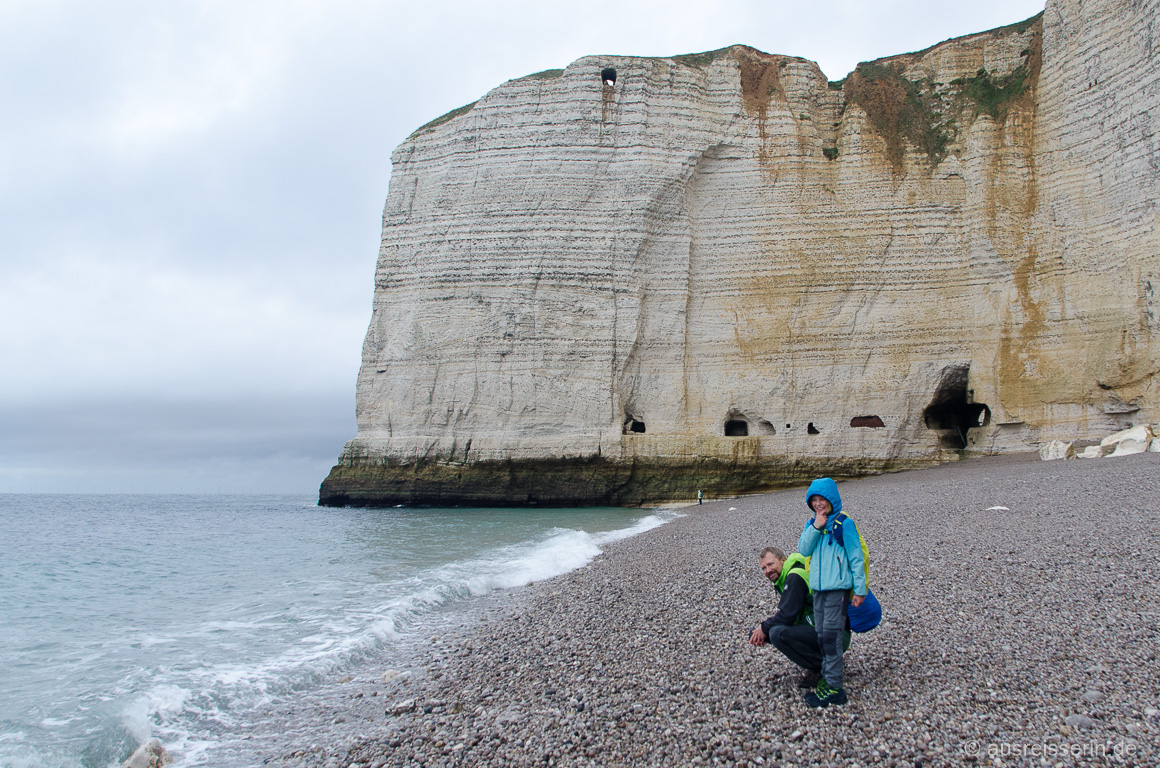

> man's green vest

[{"left": 773, "top": 552, "right": 814, "bottom": 626}]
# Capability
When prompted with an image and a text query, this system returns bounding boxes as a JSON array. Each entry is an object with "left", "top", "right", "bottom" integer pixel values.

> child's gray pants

[{"left": 813, "top": 589, "right": 849, "bottom": 689}]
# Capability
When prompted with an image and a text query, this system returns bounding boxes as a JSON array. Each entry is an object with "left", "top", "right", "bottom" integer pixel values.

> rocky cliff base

[{"left": 318, "top": 455, "right": 934, "bottom": 507}]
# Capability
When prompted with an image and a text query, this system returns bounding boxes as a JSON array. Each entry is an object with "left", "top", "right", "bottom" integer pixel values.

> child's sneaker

[{"left": 804, "top": 679, "right": 848, "bottom": 707}]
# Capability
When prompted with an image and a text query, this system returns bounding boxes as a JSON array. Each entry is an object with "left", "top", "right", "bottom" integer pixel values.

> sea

[{"left": 0, "top": 495, "right": 679, "bottom": 768}]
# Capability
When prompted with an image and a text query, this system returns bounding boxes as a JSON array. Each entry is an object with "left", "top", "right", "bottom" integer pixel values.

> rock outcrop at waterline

[{"left": 321, "top": 0, "right": 1160, "bottom": 507}]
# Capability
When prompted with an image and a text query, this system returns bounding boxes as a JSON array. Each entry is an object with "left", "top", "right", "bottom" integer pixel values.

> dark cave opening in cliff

[
  {"left": 807, "top": 422, "right": 820, "bottom": 435},
  {"left": 923, "top": 365, "right": 991, "bottom": 448},
  {"left": 601, "top": 67, "right": 617, "bottom": 86},
  {"left": 624, "top": 418, "right": 646, "bottom": 434},
  {"left": 724, "top": 420, "right": 749, "bottom": 437}
]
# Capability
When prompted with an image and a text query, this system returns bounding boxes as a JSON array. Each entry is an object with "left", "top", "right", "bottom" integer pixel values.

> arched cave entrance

[
  {"left": 623, "top": 417, "right": 646, "bottom": 434},
  {"left": 724, "top": 420, "right": 749, "bottom": 436},
  {"left": 923, "top": 364, "right": 991, "bottom": 448},
  {"left": 601, "top": 67, "right": 617, "bottom": 86}
]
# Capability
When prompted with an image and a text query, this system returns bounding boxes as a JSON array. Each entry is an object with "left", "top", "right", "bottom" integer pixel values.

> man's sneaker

[
  {"left": 804, "top": 679, "right": 848, "bottom": 707},
  {"left": 797, "top": 670, "right": 821, "bottom": 689}
]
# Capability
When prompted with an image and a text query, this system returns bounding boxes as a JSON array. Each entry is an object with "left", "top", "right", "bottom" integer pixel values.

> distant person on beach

[
  {"left": 749, "top": 546, "right": 824, "bottom": 689},
  {"left": 798, "top": 477, "right": 866, "bottom": 707},
  {"left": 698, "top": 489, "right": 704, "bottom": 505}
]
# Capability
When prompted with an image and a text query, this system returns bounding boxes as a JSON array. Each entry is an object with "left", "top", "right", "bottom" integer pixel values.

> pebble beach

[{"left": 273, "top": 453, "right": 1160, "bottom": 767}]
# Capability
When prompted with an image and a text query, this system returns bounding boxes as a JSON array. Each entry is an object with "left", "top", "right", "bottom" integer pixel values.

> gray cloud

[{"left": 0, "top": 395, "right": 353, "bottom": 493}]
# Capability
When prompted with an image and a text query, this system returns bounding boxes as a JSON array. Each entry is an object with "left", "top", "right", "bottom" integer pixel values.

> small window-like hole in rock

[
  {"left": 850, "top": 415, "right": 885, "bottom": 428},
  {"left": 785, "top": 423, "right": 791, "bottom": 429},
  {"left": 601, "top": 67, "right": 617, "bottom": 86},
  {"left": 807, "top": 423, "right": 820, "bottom": 435},
  {"left": 724, "top": 420, "right": 749, "bottom": 437},
  {"left": 623, "top": 417, "right": 646, "bottom": 434}
]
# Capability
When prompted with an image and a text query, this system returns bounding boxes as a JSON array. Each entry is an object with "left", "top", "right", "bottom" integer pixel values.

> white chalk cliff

[{"left": 322, "top": 0, "right": 1159, "bottom": 506}]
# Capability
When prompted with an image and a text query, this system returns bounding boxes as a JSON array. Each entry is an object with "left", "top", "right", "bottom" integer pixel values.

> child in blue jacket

[{"left": 797, "top": 477, "right": 866, "bottom": 707}]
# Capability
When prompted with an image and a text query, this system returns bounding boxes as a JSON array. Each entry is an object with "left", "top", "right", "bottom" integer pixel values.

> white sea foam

[
  {"left": 156, "top": 515, "right": 678, "bottom": 766},
  {"left": 0, "top": 740, "right": 83, "bottom": 768},
  {"left": 181, "top": 512, "right": 678, "bottom": 705},
  {"left": 36, "top": 719, "right": 72, "bottom": 729},
  {"left": 461, "top": 529, "right": 604, "bottom": 594},
  {"left": 186, "top": 535, "right": 584, "bottom": 695},
  {"left": 593, "top": 512, "right": 676, "bottom": 544},
  {"left": 1, "top": 496, "right": 679, "bottom": 768},
  {"left": 121, "top": 685, "right": 191, "bottom": 742},
  {"left": 138, "top": 636, "right": 177, "bottom": 648}
]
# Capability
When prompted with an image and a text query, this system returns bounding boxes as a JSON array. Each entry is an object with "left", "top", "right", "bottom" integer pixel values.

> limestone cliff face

[{"left": 321, "top": 0, "right": 1160, "bottom": 506}]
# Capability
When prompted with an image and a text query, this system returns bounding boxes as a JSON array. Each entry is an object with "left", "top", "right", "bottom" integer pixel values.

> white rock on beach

[
  {"left": 1100, "top": 425, "right": 1155, "bottom": 456},
  {"left": 1112, "top": 439, "right": 1150, "bottom": 456},
  {"left": 1099, "top": 424, "right": 1154, "bottom": 447},
  {"left": 1039, "top": 441, "right": 1074, "bottom": 461},
  {"left": 121, "top": 739, "right": 171, "bottom": 768},
  {"left": 1076, "top": 445, "right": 1108, "bottom": 459}
]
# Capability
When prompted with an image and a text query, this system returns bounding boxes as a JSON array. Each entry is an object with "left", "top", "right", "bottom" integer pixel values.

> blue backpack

[{"left": 828, "top": 512, "right": 882, "bottom": 633}]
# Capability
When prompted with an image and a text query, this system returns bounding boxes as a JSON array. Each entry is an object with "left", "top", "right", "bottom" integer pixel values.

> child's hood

[{"left": 805, "top": 477, "right": 843, "bottom": 515}]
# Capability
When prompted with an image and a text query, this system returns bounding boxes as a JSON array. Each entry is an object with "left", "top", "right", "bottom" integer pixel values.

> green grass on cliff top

[{"left": 407, "top": 11, "right": 1043, "bottom": 141}]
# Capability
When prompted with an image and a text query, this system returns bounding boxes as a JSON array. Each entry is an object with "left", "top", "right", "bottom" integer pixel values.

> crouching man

[{"left": 749, "top": 546, "right": 823, "bottom": 689}]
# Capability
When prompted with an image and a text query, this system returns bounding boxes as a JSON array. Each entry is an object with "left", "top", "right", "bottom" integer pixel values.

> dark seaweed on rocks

[{"left": 318, "top": 454, "right": 931, "bottom": 508}]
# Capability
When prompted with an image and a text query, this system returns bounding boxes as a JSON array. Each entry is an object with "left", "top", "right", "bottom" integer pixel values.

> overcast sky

[{"left": 0, "top": 0, "right": 1046, "bottom": 494}]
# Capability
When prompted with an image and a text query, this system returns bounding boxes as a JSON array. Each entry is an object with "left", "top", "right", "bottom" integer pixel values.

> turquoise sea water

[{"left": 0, "top": 495, "right": 677, "bottom": 768}]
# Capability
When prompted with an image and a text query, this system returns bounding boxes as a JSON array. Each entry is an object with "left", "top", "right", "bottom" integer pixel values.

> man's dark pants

[{"left": 767, "top": 624, "right": 822, "bottom": 673}]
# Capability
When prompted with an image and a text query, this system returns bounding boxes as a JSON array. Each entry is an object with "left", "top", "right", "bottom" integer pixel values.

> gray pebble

[{"left": 1064, "top": 714, "right": 1096, "bottom": 729}]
